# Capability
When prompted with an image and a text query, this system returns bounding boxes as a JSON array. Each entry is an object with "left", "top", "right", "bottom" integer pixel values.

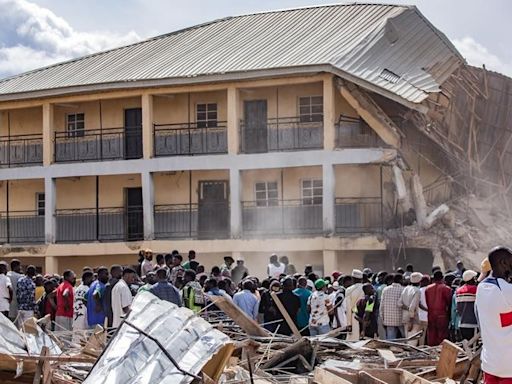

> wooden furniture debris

[
  {"left": 210, "top": 296, "right": 268, "bottom": 337},
  {"left": 436, "top": 340, "right": 465, "bottom": 379}
]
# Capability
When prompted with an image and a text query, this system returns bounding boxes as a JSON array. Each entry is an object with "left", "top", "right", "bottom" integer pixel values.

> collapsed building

[{"left": 0, "top": 3, "right": 508, "bottom": 274}]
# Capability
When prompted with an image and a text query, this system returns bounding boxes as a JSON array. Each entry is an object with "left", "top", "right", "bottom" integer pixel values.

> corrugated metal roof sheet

[{"left": 0, "top": 3, "right": 464, "bottom": 104}]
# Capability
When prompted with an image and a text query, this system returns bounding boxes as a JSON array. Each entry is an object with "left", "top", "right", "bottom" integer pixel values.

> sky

[{"left": 0, "top": 0, "right": 510, "bottom": 80}]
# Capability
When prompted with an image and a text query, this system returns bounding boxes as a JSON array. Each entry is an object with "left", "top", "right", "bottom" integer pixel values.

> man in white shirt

[
  {"left": 267, "top": 254, "right": 285, "bottom": 279},
  {"left": 398, "top": 272, "right": 423, "bottom": 345},
  {"left": 0, "top": 262, "right": 12, "bottom": 317},
  {"left": 476, "top": 246, "right": 512, "bottom": 383},
  {"left": 345, "top": 269, "right": 364, "bottom": 341},
  {"left": 7, "top": 259, "right": 23, "bottom": 320},
  {"left": 111, "top": 268, "right": 136, "bottom": 328},
  {"left": 418, "top": 275, "right": 430, "bottom": 346},
  {"left": 140, "top": 249, "right": 154, "bottom": 277}
]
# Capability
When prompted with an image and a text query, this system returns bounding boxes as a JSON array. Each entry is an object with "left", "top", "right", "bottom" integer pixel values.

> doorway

[
  {"left": 243, "top": 100, "right": 268, "bottom": 153},
  {"left": 125, "top": 187, "right": 143, "bottom": 241},
  {"left": 124, "top": 108, "right": 143, "bottom": 159},
  {"left": 197, "top": 180, "right": 229, "bottom": 239}
]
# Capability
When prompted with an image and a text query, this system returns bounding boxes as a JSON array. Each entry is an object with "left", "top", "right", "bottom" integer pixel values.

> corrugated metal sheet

[
  {"left": 83, "top": 292, "right": 231, "bottom": 384},
  {"left": 0, "top": 4, "right": 463, "bottom": 104}
]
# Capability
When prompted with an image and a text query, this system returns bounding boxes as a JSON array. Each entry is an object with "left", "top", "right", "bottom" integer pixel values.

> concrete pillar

[
  {"left": 323, "top": 250, "right": 337, "bottom": 276},
  {"left": 45, "top": 256, "right": 58, "bottom": 275},
  {"left": 227, "top": 87, "right": 239, "bottom": 154},
  {"left": 141, "top": 93, "right": 154, "bottom": 159},
  {"left": 229, "top": 168, "right": 242, "bottom": 238},
  {"left": 322, "top": 163, "right": 335, "bottom": 235},
  {"left": 42, "top": 103, "right": 54, "bottom": 166},
  {"left": 323, "top": 74, "right": 336, "bottom": 150},
  {"left": 141, "top": 171, "right": 155, "bottom": 240},
  {"left": 44, "top": 176, "right": 56, "bottom": 243}
]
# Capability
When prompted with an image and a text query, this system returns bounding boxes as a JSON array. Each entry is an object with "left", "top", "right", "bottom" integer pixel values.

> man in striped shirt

[{"left": 456, "top": 270, "right": 478, "bottom": 341}]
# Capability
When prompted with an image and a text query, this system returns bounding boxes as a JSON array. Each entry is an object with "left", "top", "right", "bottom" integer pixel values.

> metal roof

[{"left": 0, "top": 3, "right": 463, "bottom": 105}]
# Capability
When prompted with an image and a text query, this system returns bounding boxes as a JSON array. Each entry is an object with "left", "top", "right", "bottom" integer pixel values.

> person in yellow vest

[{"left": 354, "top": 283, "right": 378, "bottom": 339}]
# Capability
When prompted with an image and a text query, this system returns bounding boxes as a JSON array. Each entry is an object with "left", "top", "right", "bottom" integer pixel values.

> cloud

[
  {"left": 0, "top": 0, "right": 141, "bottom": 78},
  {"left": 453, "top": 36, "right": 512, "bottom": 77}
]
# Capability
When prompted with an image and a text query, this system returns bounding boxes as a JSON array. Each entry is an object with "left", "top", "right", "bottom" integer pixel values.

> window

[
  {"left": 255, "top": 182, "right": 278, "bottom": 207},
  {"left": 66, "top": 113, "right": 85, "bottom": 137},
  {"left": 196, "top": 103, "right": 218, "bottom": 128},
  {"left": 299, "top": 96, "right": 323, "bottom": 123},
  {"left": 302, "top": 179, "right": 322, "bottom": 205},
  {"left": 36, "top": 193, "right": 45, "bottom": 216}
]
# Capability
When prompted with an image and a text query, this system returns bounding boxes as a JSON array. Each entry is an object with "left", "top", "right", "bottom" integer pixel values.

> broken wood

[
  {"left": 209, "top": 296, "right": 268, "bottom": 337},
  {"left": 32, "top": 346, "right": 48, "bottom": 384},
  {"left": 270, "top": 292, "right": 302, "bottom": 339},
  {"left": 436, "top": 339, "right": 465, "bottom": 379}
]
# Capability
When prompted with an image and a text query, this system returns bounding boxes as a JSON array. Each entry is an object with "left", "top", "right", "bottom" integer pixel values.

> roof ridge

[{"left": 0, "top": 3, "right": 410, "bottom": 85}]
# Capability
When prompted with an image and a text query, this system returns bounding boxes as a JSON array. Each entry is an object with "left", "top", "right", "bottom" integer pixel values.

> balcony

[
  {"left": 54, "top": 126, "right": 143, "bottom": 163},
  {"left": 55, "top": 206, "right": 143, "bottom": 243},
  {"left": 335, "top": 197, "right": 383, "bottom": 234},
  {"left": 335, "top": 116, "right": 388, "bottom": 148},
  {"left": 154, "top": 202, "right": 230, "bottom": 240},
  {"left": 0, "top": 134, "right": 43, "bottom": 167},
  {"left": 239, "top": 117, "right": 323, "bottom": 153},
  {"left": 153, "top": 122, "right": 227, "bottom": 157},
  {"left": 242, "top": 199, "right": 323, "bottom": 236},
  {"left": 0, "top": 210, "right": 45, "bottom": 244}
]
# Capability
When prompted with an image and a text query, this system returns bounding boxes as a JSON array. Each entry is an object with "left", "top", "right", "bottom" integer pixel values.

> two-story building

[{"left": 0, "top": 4, "right": 463, "bottom": 275}]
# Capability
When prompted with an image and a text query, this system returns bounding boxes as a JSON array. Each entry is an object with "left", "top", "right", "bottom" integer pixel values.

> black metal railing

[
  {"left": 0, "top": 210, "right": 45, "bottom": 243},
  {"left": 335, "top": 116, "right": 389, "bottom": 148},
  {"left": 239, "top": 117, "right": 323, "bottom": 153},
  {"left": 0, "top": 134, "right": 43, "bottom": 167},
  {"left": 154, "top": 202, "right": 230, "bottom": 240},
  {"left": 54, "top": 126, "right": 143, "bottom": 163},
  {"left": 242, "top": 199, "right": 323, "bottom": 236},
  {"left": 423, "top": 180, "right": 453, "bottom": 207},
  {"left": 154, "top": 122, "right": 227, "bottom": 156},
  {"left": 335, "top": 197, "right": 383, "bottom": 233},
  {"left": 55, "top": 206, "right": 143, "bottom": 242}
]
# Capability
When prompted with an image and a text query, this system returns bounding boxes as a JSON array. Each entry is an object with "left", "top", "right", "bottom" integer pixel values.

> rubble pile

[{"left": 0, "top": 292, "right": 484, "bottom": 384}]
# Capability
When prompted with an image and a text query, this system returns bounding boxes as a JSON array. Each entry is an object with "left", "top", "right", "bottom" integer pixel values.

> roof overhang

[{"left": 0, "top": 64, "right": 435, "bottom": 113}]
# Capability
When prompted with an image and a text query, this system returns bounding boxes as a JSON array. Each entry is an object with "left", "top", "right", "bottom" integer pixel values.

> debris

[{"left": 436, "top": 340, "right": 465, "bottom": 379}]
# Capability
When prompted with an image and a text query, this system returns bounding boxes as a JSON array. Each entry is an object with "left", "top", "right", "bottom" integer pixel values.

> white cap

[
  {"left": 410, "top": 272, "right": 423, "bottom": 284},
  {"left": 306, "top": 279, "right": 315, "bottom": 289},
  {"left": 332, "top": 281, "right": 340, "bottom": 290},
  {"left": 463, "top": 270, "right": 478, "bottom": 282},
  {"left": 351, "top": 269, "right": 363, "bottom": 279}
]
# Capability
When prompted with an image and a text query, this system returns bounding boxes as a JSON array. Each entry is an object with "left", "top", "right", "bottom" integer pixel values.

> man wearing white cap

[
  {"left": 456, "top": 269, "right": 478, "bottom": 341},
  {"left": 345, "top": 269, "right": 364, "bottom": 341},
  {"left": 398, "top": 272, "right": 424, "bottom": 345}
]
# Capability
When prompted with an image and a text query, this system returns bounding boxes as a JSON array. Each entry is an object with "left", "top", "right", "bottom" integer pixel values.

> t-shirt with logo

[{"left": 307, "top": 291, "right": 332, "bottom": 327}]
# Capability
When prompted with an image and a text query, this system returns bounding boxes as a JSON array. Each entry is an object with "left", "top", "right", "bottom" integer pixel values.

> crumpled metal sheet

[
  {"left": 84, "top": 292, "right": 231, "bottom": 384},
  {"left": 0, "top": 313, "right": 28, "bottom": 355}
]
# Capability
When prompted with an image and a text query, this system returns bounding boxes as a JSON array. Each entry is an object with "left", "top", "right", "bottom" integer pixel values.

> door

[
  {"left": 198, "top": 180, "right": 229, "bottom": 239},
  {"left": 243, "top": 100, "right": 268, "bottom": 153},
  {"left": 125, "top": 187, "right": 143, "bottom": 241},
  {"left": 124, "top": 108, "right": 143, "bottom": 159}
]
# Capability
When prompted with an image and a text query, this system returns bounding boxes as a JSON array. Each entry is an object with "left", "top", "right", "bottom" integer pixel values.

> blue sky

[{"left": 0, "top": 0, "right": 510, "bottom": 79}]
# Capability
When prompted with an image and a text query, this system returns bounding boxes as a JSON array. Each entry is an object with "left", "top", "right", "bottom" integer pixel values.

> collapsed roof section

[
  {"left": 0, "top": 4, "right": 463, "bottom": 109},
  {"left": 84, "top": 292, "right": 232, "bottom": 384}
]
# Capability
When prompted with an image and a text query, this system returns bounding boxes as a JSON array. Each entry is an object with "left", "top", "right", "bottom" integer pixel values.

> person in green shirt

[
  {"left": 138, "top": 272, "right": 156, "bottom": 293},
  {"left": 293, "top": 277, "right": 312, "bottom": 335},
  {"left": 182, "top": 250, "right": 196, "bottom": 270}
]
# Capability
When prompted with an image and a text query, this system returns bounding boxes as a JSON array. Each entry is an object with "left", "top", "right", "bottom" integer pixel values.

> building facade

[{"left": 0, "top": 4, "right": 463, "bottom": 275}]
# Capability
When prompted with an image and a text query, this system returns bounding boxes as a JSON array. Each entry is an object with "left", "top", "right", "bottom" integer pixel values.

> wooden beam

[
  {"left": 337, "top": 80, "right": 401, "bottom": 148},
  {"left": 436, "top": 339, "right": 465, "bottom": 379},
  {"left": 270, "top": 292, "right": 302, "bottom": 339},
  {"left": 209, "top": 296, "right": 268, "bottom": 337}
]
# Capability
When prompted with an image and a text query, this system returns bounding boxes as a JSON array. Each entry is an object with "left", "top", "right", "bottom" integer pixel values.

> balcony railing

[
  {"left": 0, "top": 210, "right": 45, "bottom": 244},
  {"left": 424, "top": 180, "right": 452, "bottom": 207},
  {"left": 54, "top": 126, "right": 143, "bottom": 163},
  {"left": 55, "top": 206, "right": 143, "bottom": 243},
  {"left": 335, "top": 197, "right": 383, "bottom": 233},
  {"left": 242, "top": 199, "right": 323, "bottom": 236},
  {"left": 0, "top": 134, "right": 43, "bottom": 167},
  {"left": 240, "top": 117, "right": 323, "bottom": 153},
  {"left": 154, "top": 122, "right": 227, "bottom": 156},
  {"left": 154, "top": 202, "right": 230, "bottom": 240},
  {"left": 335, "top": 116, "right": 388, "bottom": 148}
]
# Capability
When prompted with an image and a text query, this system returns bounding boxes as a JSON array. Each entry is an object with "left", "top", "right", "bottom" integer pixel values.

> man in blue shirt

[
  {"left": 16, "top": 265, "right": 36, "bottom": 327},
  {"left": 87, "top": 267, "right": 109, "bottom": 327},
  {"left": 233, "top": 280, "right": 259, "bottom": 320},
  {"left": 150, "top": 268, "right": 181, "bottom": 306}
]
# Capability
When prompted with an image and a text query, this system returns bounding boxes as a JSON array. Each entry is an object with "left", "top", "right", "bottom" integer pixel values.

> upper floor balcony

[
  {"left": 0, "top": 134, "right": 43, "bottom": 167},
  {"left": 335, "top": 116, "right": 389, "bottom": 149}
]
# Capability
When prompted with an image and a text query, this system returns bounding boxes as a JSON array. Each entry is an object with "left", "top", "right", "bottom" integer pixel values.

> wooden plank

[
  {"left": 32, "top": 346, "right": 48, "bottom": 384},
  {"left": 436, "top": 340, "right": 465, "bottom": 379},
  {"left": 209, "top": 296, "right": 268, "bottom": 337},
  {"left": 314, "top": 367, "right": 354, "bottom": 384},
  {"left": 270, "top": 292, "right": 302, "bottom": 339},
  {"left": 377, "top": 349, "right": 398, "bottom": 363}
]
